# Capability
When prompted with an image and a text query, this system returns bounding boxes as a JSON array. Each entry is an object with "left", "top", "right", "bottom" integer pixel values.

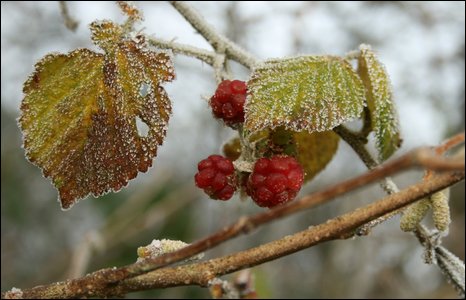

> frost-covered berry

[
  {"left": 247, "top": 156, "right": 304, "bottom": 208},
  {"left": 195, "top": 155, "right": 237, "bottom": 200},
  {"left": 210, "top": 80, "right": 247, "bottom": 126}
]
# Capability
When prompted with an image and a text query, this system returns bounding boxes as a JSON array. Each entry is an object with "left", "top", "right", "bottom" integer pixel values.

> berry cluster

[
  {"left": 246, "top": 156, "right": 304, "bottom": 208},
  {"left": 210, "top": 80, "right": 247, "bottom": 126},
  {"left": 194, "top": 155, "right": 237, "bottom": 200},
  {"left": 195, "top": 81, "right": 305, "bottom": 208}
]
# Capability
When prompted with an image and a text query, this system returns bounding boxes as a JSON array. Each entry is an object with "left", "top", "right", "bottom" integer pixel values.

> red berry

[
  {"left": 210, "top": 80, "right": 247, "bottom": 126},
  {"left": 194, "top": 155, "right": 237, "bottom": 201},
  {"left": 247, "top": 156, "right": 304, "bottom": 208}
]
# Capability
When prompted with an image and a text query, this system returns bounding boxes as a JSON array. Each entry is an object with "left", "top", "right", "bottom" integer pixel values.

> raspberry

[
  {"left": 247, "top": 156, "right": 304, "bottom": 208},
  {"left": 210, "top": 80, "right": 247, "bottom": 126},
  {"left": 194, "top": 155, "right": 237, "bottom": 200}
]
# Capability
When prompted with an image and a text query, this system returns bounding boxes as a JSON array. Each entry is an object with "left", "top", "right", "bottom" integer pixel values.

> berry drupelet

[
  {"left": 247, "top": 155, "right": 304, "bottom": 208},
  {"left": 194, "top": 155, "right": 237, "bottom": 200},
  {"left": 210, "top": 80, "right": 247, "bottom": 126}
]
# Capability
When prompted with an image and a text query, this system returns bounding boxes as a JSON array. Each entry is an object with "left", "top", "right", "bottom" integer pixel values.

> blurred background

[{"left": 1, "top": 1, "right": 464, "bottom": 298}]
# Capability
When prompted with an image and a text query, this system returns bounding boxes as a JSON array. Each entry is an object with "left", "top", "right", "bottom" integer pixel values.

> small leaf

[
  {"left": 117, "top": 1, "right": 143, "bottom": 21},
  {"left": 89, "top": 20, "right": 124, "bottom": 52},
  {"left": 294, "top": 131, "right": 339, "bottom": 182},
  {"left": 245, "top": 56, "right": 366, "bottom": 133},
  {"left": 358, "top": 44, "right": 401, "bottom": 161},
  {"left": 20, "top": 21, "right": 175, "bottom": 209}
]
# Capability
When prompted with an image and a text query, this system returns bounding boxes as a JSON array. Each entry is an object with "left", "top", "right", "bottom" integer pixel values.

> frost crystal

[
  {"left": 358, "top": 44, "right": 401, "bottom": 161},
  {"left": 137, "top": 239, "right": 204, "bottom": 263},
  {"left": 3, "top": 287, "right": 23, "bottom": 299},
  {"left": 245, "top": 55, "right": 365, "bottom": 133},
  {"left": 19, "top": 20, "right": 175, "bottom": 209}
]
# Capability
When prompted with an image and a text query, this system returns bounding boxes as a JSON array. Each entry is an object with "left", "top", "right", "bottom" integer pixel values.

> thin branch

[
  {"left": 58, "top": 1, "right": 78, "bottom": 32},
  {"left": 147, "top": 37, "right": 216, "bottom": 66},
  {"left": 118, "top": 146, "right": 464, "bottom": 278},
  {"left": 434, "top": 132, "right": 465, "bottom": 156},
  {"left": 169, "top": 1, "right": 259, "bottom": 69},
  {"left": 335, "top": 124, "right": 401, "bottom": 235},
  {"left": 335, "top": 127, "right": 464, "bottom": 235},
  {"left": 425, "top": 132, "right": 465, "bottom": 180},
  {"left": 9, "top": 171, "right": 463, "bottom": 298},
  {"left": 3, "top": 141, "right": 464, "bottom": 299},
  {"left": 414, "top": 225, "right": 465, "bottom": 296},
  {"left": 335, "top": 126, "right": 465, "bottom": 296}
]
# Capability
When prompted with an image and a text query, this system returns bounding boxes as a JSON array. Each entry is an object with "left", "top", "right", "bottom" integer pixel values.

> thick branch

[
  {"left": 335, "top": 127, "right": 465, "bottom": 296},
  {"left": 10, "top": 171, "right": 463, "bottom": 298},
  {"left": 116, "top": 147, "right": 464, "bottom": 280},
  {"left": 170, "top": 1, "right": 258, "bottom": 68},
  {"left": 3, "top": 144, "right": 464, "bottom": 299}
]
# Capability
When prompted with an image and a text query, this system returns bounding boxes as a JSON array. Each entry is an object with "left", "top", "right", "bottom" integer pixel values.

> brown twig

[
  {"left": 58, "top": 1, "right": 78, "bottom": 32},
  {"left": 424, "top": 132, "right": 465, "bottom": 180},
  {"left": 336, "top": 127, "right": 465, "bottom": 295},
  {"left": 335, "top": 127, "right": 465, "bottom": 235},
  {"left": 117, "top": 147, "right": 464, "bottom": 278},
  {"left": 8, "top": 170, "right": 463, "bottom": 299},
  {"left": 3, "top": 140, "right": 464, "bottom": 299}
]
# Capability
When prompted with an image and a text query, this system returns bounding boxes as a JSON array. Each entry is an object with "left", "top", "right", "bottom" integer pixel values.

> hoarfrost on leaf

[
  {"left": 357, "top": 44, "right": 401, "bottom": 161},
  {"left": 19, "top": 20, "right": 175, "bottom": 209},
  {"left": 244, "top": 55, "right": 366, "bottom": 133}
]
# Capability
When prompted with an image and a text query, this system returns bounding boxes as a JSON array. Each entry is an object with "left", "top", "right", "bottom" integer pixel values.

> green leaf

[
  {"left": 294, "top": 130, "right": 339, "bottom": 182},
  {"left": 20, "top": 21, "right": 175, "bottom": 209},
  {"left": 358, "top": 44, "right": 401, "bottom": 161},
  {"left": 245, "top": 56, "right": 366, "bottom": 133}
]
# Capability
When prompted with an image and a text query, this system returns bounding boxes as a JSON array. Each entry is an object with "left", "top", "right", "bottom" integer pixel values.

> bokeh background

[{"left": 1, "top": 1, "right": 464, "bottom": 298}]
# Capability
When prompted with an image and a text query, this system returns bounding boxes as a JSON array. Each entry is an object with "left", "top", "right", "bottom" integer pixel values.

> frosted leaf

[
  {"left": 19, "top": 20, "right": 175, "bottom": 209},
  {"left": 358, "top": 44, "right": 401, "bottom": 161},
  {"left": 117, "top": 1, "right": 143, "bottom": 21},
  {"left": 245, "top": 55, "right": 366, "bottom": 133},
  {"left": 293, "top": 130, "right": 339, "bottom": 182},
  {"left": 137, "top": 239, "right": 204, "bottom": 263},
  {"left": 90, "top": 20, "right": 123, "bottom": 53}
]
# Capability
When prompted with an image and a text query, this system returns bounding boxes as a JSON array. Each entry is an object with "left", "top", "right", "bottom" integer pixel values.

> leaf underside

[
  {"left": 358, "top": 44, "right": 401, "bottom": 161},
  {"left": 20, "top": 21, "right": 175, "bottom": 209},
  {"left": 245, "top": 55, "right": 366, "bottom": 133},
  {"left": 294, "top": 130, "right": 339, "bottom": 182}
]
